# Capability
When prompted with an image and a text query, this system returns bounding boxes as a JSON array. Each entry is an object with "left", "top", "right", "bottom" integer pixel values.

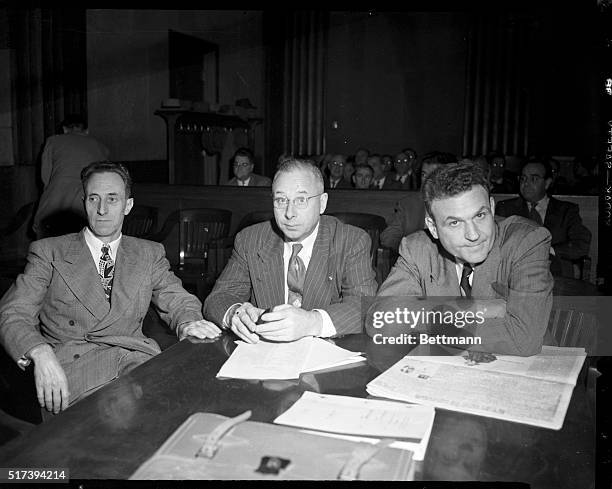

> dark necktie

[
  {"left": 460, "top": 263, "right": 473, "bottom": 298},
  {"left": 287, "top": 243, "right": 305, "bottom": 307},
  {"left": 99, "top": 244, "right": 115, "bottom": 302},
  {"left": 528, "top": 203, "right": 543, "bottom": 225}
]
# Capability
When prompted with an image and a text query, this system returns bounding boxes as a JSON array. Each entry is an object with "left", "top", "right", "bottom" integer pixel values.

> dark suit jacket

[
  {"left": 224, "top": 173, "right": 272, "bottom": 187},
  {"left": 376, "top": 216, "right": 553, "bottom": 356},
  {"left": 0, "top": 232, "right": 203, "bottom": 400},
  {"left": 204, "top": 215, "right": 377, "bottom": 335},
  {"left": 495, "top": 196, "right": 591, "bottom": 268},
  {"left": 325, "top": 177, "right": 353, "bottom": 189},
  {"left": 389, "top": 171, "right": 419, "bottom": 191},
  {"left": 370, "top": 175, "right": 401, "bottom": 190}
]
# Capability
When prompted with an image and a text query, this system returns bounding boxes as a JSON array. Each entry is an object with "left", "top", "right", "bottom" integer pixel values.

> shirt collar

[
  {"left": 283, "top": 221, "right": 320, "bottom": 259},
  {"left": 84, "top": 227, "right": 122, "bottom": 258}
]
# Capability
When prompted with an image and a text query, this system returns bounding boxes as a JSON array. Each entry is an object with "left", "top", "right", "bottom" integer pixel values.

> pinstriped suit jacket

[
  {"left": 0, "top": 231, "right": 203, "bottom": 401},
  {"left": 204, "top": 215, "right": 378, "bottom": 336}
]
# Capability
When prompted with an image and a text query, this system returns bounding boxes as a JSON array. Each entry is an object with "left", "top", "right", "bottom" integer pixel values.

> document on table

[
  {"left": 274, "top": 392, "right": 435, "bottom": 461},
  {"left": 216, "top": 337, "right": 366, "bottom": 380},
  {"left": 366, "top": 346, "right": 586, "bottom": 430}
]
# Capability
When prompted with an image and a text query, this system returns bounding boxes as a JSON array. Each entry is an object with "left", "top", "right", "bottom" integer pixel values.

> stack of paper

[
  {"left": 366, "top": 346, "right": 586, "bottom": 430},
  {"left": 216, "top": 337, "right": 365, "bottom": 380},
  {"left": 274, "top": 392, "right": 435, "bottom": 461}
]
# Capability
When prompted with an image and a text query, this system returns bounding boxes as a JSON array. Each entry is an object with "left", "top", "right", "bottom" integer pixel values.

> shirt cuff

[
  {"left": 222, "top": 303, "right": 243, "bottom": 329},
  {"left": 313, "top": 309, "right": 337, "bottom": 338},
  {"left": 17, "top": 356, "right": 31, "bottom": 370}
]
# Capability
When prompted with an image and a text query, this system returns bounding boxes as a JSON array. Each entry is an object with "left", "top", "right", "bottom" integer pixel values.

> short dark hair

[
  {"left": 521, "top": 157, "right": 553, "bottom": 180},
  {"left": 355, "top": 163, "right": 374, "bottom": 175},
  {"left": 81, "top": 161, "right": 133, "bottom": 198},
  {"left": 62, "top": 114, "right": 87, "bottom": 130},
  {"left": 422, "top": 162, "right": 490, "bottom": 218},
  {"left": 273, "top": 158, "right": 324, "bottom": 193},
  {"left": 233, "top": 147, "right": 254, "bottom": 165}
]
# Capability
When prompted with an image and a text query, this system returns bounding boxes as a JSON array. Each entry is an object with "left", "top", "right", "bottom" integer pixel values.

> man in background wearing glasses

[
  {"left": 496, "top": 158, "right": 591, "bottom": 276},
  {"left": 204, "top": 158, "right": 377, "bottom": 342},
  {"left": 224, "top": 147, "right": 271, "bottom": 187}
]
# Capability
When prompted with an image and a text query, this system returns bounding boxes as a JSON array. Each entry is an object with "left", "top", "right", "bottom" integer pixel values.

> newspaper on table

[{"left": 366, "top": 345, "right": 586, "bottom": 430}]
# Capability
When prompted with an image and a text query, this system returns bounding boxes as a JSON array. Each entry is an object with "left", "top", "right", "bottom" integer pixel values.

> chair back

[
  {"left": 236, "top": 210, "right": 275, "bottom": 234},
  {"left": 328, "top": 212, "right": 386, "bottom": 260},
  {"left": 547, "top": 306, "right": 598, "bottom": 354},
  {"left": 179, "top": 208, "right": 232, "bottom": 266},
  {"left": 123, "top": 205, "right": 158, "bottom": 238}
]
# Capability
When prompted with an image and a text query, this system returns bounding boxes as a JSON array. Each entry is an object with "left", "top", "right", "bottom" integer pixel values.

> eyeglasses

[
  {"left": 273, "top": 193, "right": 323, "bottom": 209},
  {"left": 519, "top": 175, "right": 544, "bottom": 183},
  {"left": 233, "top": 162, "right": 252, "bottom": 168},
  {"left": 330, "top": 161, "right": 345, "bottom": 167}
]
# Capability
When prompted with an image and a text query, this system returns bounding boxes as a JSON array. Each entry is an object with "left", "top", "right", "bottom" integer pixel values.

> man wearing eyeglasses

[
  {"left": 325, "top": 154, "right": 352, "bottom": 189},
  {"left": 496, "top": 158, "right": 591, "bottom": 276},
  {"left": 224, "top": 147, "right": 271, "bottom": 187},
  {"left": 204, "top": 158, "right": 377, "bottom": 342},
  {"left": 391, "top": 149, "right": 419, "bottom": 190}
]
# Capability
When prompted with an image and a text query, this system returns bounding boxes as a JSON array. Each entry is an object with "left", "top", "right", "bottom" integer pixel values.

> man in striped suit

[{"left": 204, "top": 159, "right": 377, "bottom": 342}]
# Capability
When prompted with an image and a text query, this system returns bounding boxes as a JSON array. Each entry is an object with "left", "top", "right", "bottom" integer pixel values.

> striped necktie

[{"left": 287, "top": 243, "right": 305, "bottom": 307}]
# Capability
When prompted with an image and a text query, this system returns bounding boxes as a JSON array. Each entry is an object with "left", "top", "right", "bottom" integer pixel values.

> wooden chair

[
  {"left": 123, "top": 204, "right": 158, "bottom": 239},
  {"left": 547, "top": 299, "right": 600, "bottom": 419},
  {"left": 165, "top": 208, "right": 232, "bottom": 299},
  {"left": 328, "top": 212, "right": 388, "bottom": 284},
  {"left": 235, "top": 210, "right": 275, "bottom": 234}
]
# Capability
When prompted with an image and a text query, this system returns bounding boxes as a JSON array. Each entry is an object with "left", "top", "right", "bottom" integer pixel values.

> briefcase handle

[
  {"left": 196, "top": 410, "right": 252, "bottom": 459},
  {"left": 338, "top": 438, "right": 394, "bottom": 481}
]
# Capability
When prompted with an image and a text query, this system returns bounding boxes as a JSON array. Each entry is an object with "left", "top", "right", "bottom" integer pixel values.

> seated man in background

[
  {"left": 204, "top": 158, "right": 377, "bottom": 343},
  {"left": 391, "top": 149, "right": 419, "bottom": 190},
  {"left": 495, "top": 158, "right": 591, "bottom": 277},
  {"left": 380, "top": 151, "right": 455, "bottom": 251},
  {"left": 325, "top": 154, "right": 352, "bottom": 189},
  {"left": 224, "top": 147, "right": 271, "bottom": 187},
  {"left": 376, "top": 162, "right": 553, "bottom": 356},
  {"left": 353, "top": 164, "right": 375, "bottom": 189},
  {"left": 0, "top": 162, "right": 218, "bottom": 415},
  {"left": 369, "top": 154, "right": 399, "bottom": 190},
  {"left": 487, "top": 152, "right": 518, "bottom": 194}
]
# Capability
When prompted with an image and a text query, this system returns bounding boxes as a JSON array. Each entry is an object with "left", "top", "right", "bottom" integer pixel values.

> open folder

[{"left": 216, "top": 337, "right": 366, "bottom": 380}]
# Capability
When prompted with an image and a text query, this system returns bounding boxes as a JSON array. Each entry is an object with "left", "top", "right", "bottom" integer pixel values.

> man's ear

[
  {"left": 425, "top": 215, "right": 438, "bottom": 239},
  {"left": 544, "top": 177, "right": 552, "bottom": 192},
  {"left": 124, "top": 198, "right": 134, "bottom": 216},
  {"left": 319, "top": 192, "right": 329, "bottom": 215},
  {"left": 489, "top": 196, "right": 496, "bottom": 216}
]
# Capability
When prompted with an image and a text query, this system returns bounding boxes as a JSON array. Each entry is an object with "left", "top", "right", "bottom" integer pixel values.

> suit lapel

[
  {"left": 472, "top": 224, "right": 502, "bottom": 297},
  {"left": 543, "top": 197, "right": 559, "bottom": 228},
  {"left": 91, "top": 236, "right": 145, "bottom": 332},
  {"left": 256, "top": 229, "right": 285, "bottom": 307},
  {"left": 428, "top": 243, "right": 462, "bottom": 296},
  {"left": 302, "top": 220, "right": 331, "bottom": 310},
  {"left": 53, "top": 232, "right": 109, "bottom": 320}
]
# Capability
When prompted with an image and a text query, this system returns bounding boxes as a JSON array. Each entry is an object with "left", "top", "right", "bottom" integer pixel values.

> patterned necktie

[
  {"left": 99, "top": 244, "right": 115, "bottom": 302},
  {"left": 460, "top": 263, "right": 473, "bottom": 298},
  {"left": 287, "top": 243, "right": 305, "bottom": 308},
  {"left": 528, "top": 203, "right": 543, "bottom": 225}
]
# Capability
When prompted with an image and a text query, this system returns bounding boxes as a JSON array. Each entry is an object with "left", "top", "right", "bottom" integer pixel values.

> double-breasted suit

[
  {"left": 204, "top": 215, "right": 377, "bottom": 336},
  {"left": 0, "top": 232, "right": 203, "bottom": 401}
]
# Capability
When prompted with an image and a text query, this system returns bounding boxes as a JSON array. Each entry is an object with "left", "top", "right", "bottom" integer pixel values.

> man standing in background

[{"left": 32, "top": 114, "right": 110, "bottom": 238}]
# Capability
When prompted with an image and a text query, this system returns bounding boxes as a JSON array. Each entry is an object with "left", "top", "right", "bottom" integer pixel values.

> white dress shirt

[
  {"left": 237, "top": 177, "right": 251, "bottom": 187},
  {"left": 83, "top": 227, "right": 121, "bottom": 270}
]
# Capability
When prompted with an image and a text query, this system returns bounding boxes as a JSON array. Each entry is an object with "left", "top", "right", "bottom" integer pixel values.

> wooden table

[{"left": 0, "top": 334, "right": 596, "bottom": 485}]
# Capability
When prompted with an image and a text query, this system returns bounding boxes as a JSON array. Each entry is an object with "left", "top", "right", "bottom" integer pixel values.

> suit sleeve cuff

[{"left": 313, "top": 309, "right": 336, "bottom": 338}]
